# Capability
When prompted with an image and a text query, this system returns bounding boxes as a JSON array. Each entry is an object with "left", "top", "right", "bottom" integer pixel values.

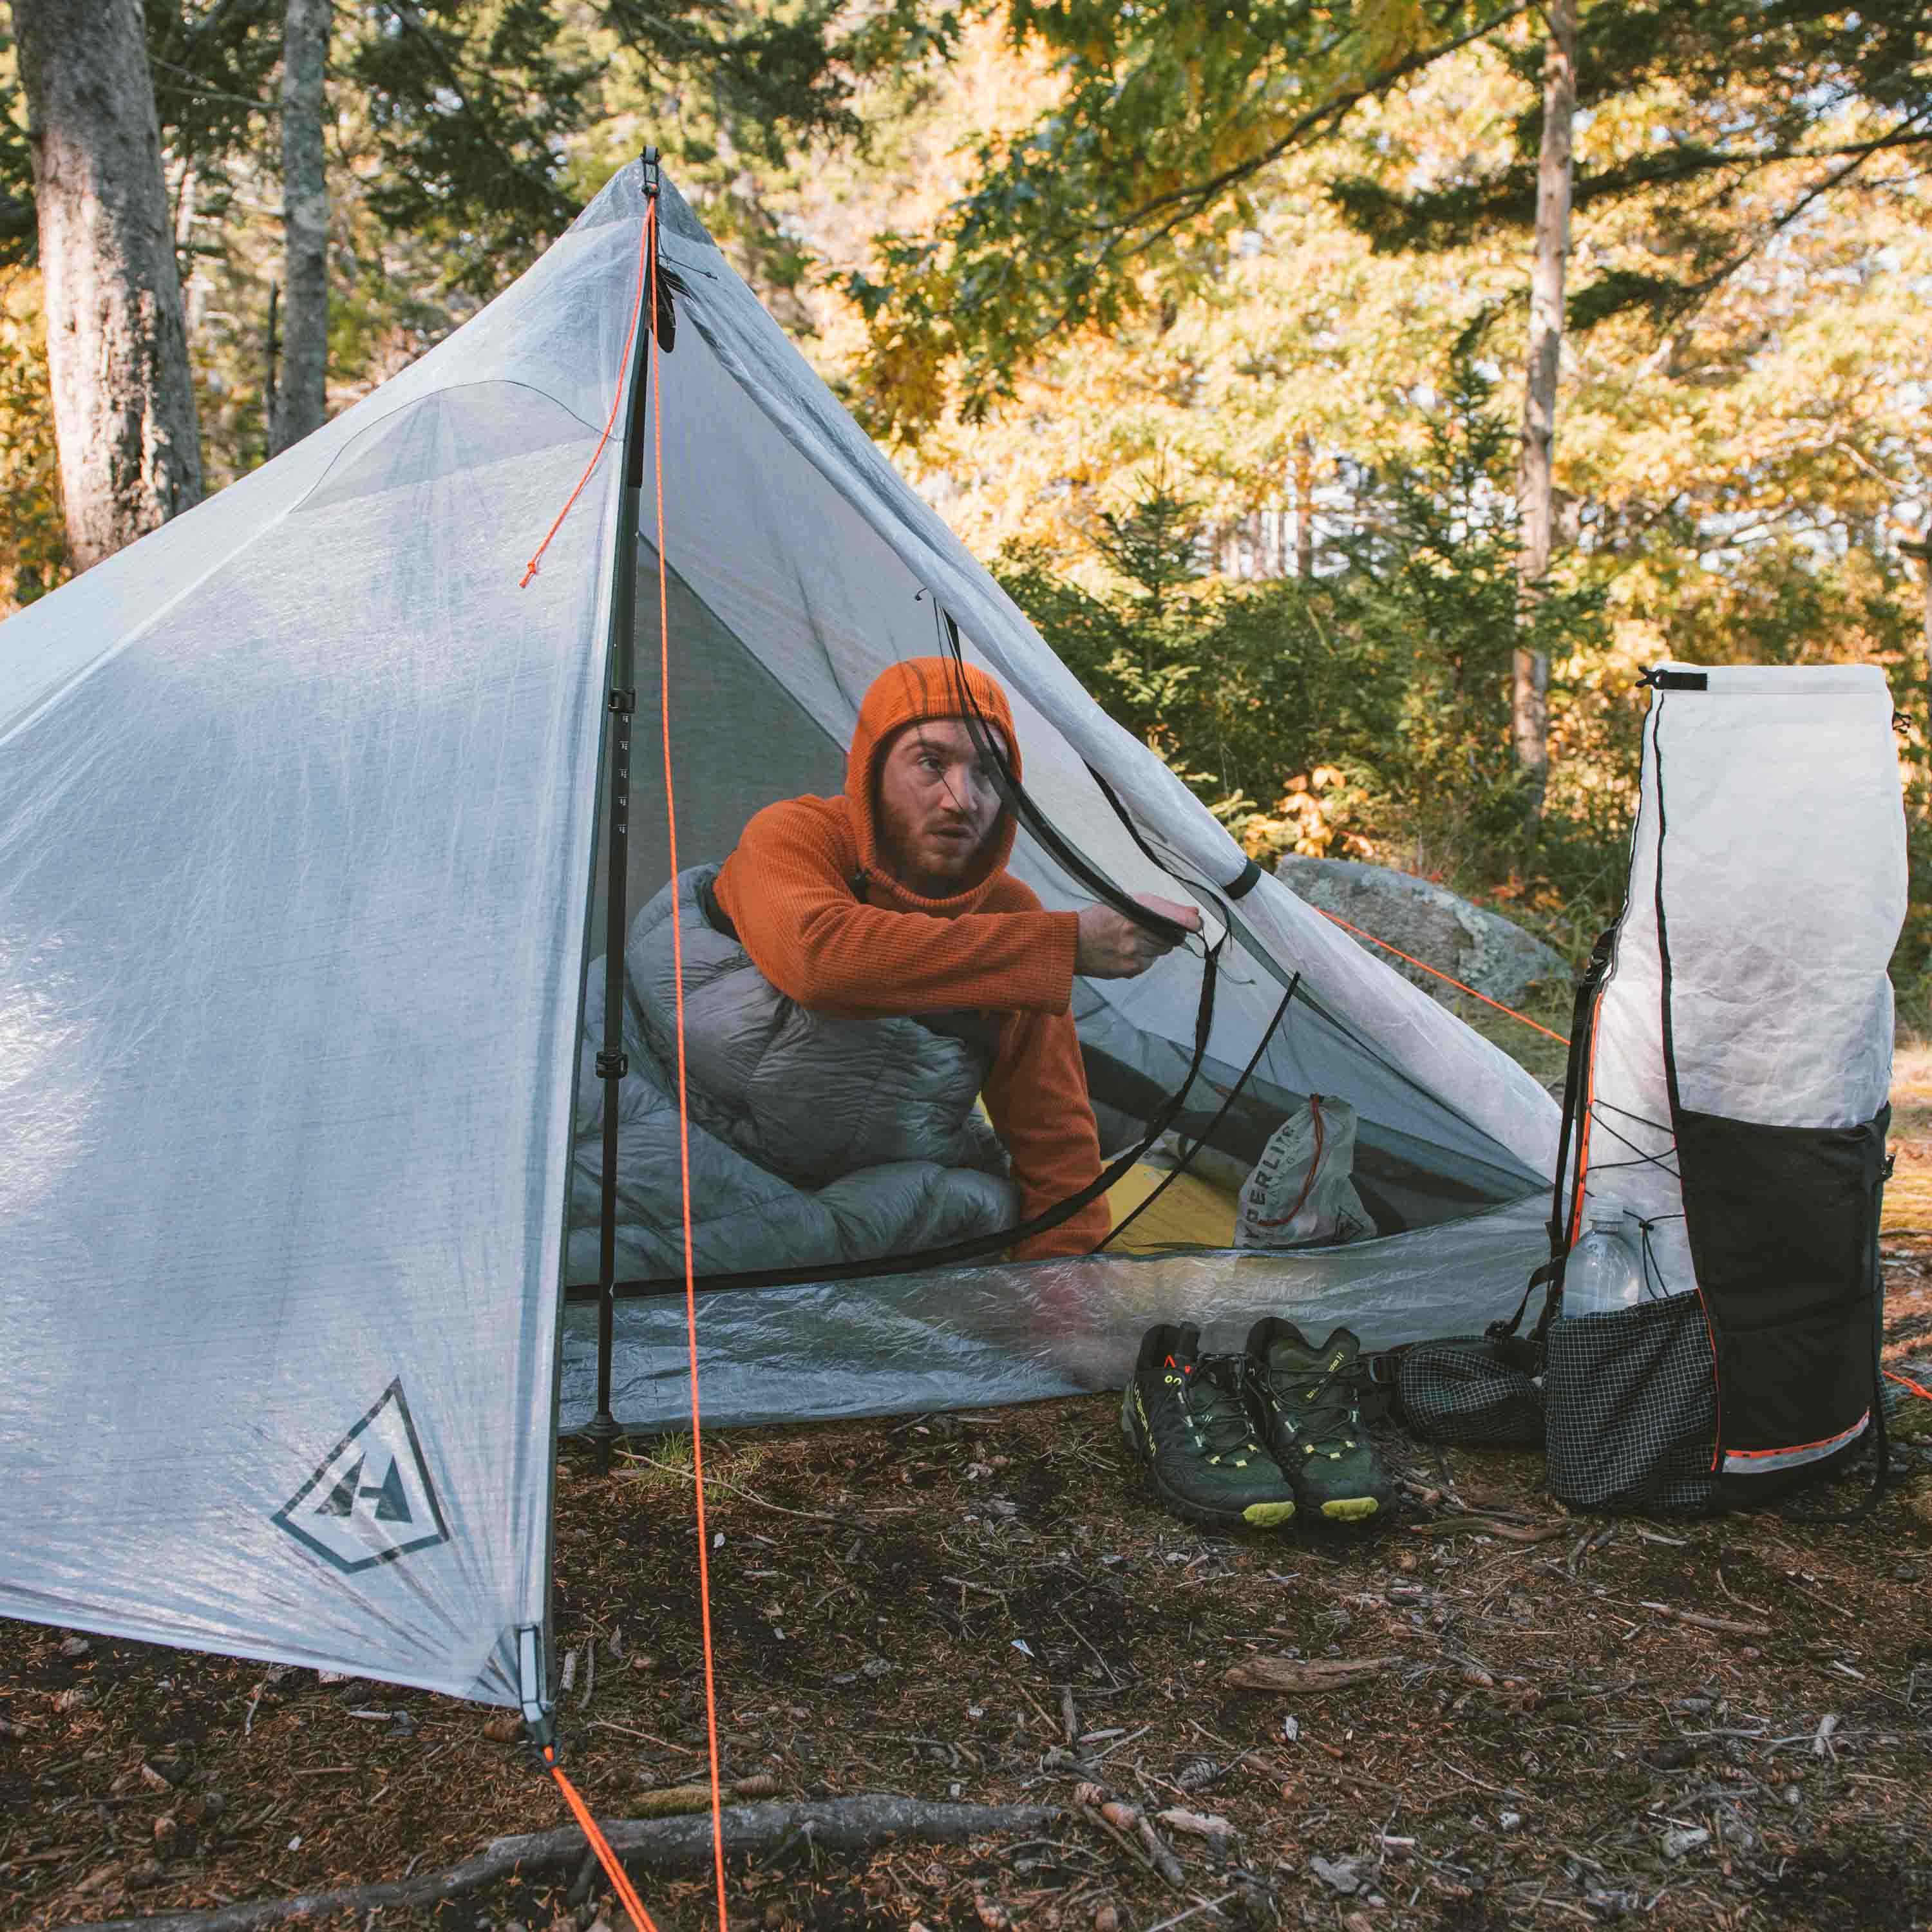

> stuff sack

[
  {"left": 1235, "top": 1094, "right": 1373, "bottom": 1248},
  {"left": 1397, "top": 1336, "right": 1544, "bottom": 1447},
  {"left": 1537, "top": 664, "right": 1903, "bottom": 1513}
]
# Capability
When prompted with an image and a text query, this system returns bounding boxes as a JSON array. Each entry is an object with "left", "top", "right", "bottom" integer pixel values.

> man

[{"left": 714, "top": 656, "right": 1200, "bottom": 1258}]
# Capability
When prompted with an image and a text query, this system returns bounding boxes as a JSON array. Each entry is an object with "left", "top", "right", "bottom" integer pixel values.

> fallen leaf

[
  {"left": 1098, "top": 1800, "right": 1141, "bottom": 1830},
  {"left": 483, "top": 1712, "right": 522, "bottom": 1743}
]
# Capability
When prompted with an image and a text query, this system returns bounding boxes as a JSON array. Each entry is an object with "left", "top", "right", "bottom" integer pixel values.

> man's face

[{"left": 875, "top": 717, "right": 1009, "bottom": 896}]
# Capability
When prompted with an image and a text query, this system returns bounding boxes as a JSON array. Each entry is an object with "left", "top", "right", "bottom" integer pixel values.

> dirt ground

[{"left": 7, "top": 1060, "right": 1932, "bottom": 1932}]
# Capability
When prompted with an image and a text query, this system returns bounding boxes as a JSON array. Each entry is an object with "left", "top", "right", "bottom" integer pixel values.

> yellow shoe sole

[
  {"left": 1319, "top": 1497, "right": 1381, "bottom": 1522},
  {"left": 1241, "top": 1500, "right": 1298, "bottom": 1528}
]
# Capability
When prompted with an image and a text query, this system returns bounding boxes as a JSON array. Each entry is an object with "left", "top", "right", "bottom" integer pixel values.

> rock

[
  {"left": 1661, "top": 1826, "right": 1710, "bottom": 1860},
  {"left": 1310, "top": 1856, "right": 1361, "bottom": 1895},
  {"left": 1271, "top": 857, "right": 1571, "bottom": 1009}
]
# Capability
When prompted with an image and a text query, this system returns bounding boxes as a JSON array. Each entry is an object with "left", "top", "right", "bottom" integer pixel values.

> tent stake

[{"left": 588, "top": 149, "right": 663, "bottom": 1475}]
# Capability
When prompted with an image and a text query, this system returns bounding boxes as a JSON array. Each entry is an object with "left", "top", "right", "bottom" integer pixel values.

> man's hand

[{"left": 1074, "top": 894, "right": 1203, "bottom": 979}]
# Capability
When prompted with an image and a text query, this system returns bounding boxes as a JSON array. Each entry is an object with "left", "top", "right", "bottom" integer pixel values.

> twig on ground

[
  {"left": 1079, "top": 1803, "right": 1174, "bottom": 1890},
  {"left": 1224, "top": 1656, "right": 1401, "bottom": 1693},
  {"left": 1142, "top": 1891, "right": 1236, "bottom": 1932},
  {"left": 52, "top": 1798, "right": 1057, "bottom": 1932},
  {"left": 1407, "top": 1518, "right": 1571, "bottom": 1544},
  {"left": 1640, "top": 1602, "right": 1772, "bottom": 1638}
]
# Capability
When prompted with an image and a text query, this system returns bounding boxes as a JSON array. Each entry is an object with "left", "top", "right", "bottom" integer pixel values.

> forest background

[{"left": 2, "top": 0, "right": 1927, "bottom": 1016}]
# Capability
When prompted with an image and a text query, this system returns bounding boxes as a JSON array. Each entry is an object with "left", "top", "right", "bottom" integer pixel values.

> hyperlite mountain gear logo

[{"left": 272, "top": 1379, "right": 451, "bottom": 1575}]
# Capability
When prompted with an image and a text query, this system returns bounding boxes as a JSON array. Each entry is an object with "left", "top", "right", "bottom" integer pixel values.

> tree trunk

[
  {"left": 1513, "top": 0, "right": 1578, "bottom": 824},
  {"left": 11, "top": 0, "right": 202, "bottom": 569},
  {"left": 1295, "top": 431, "right": 1316, "bottom": 578},
  {"left": 270, "top": 0, "right": 329, "bottom": 453}
]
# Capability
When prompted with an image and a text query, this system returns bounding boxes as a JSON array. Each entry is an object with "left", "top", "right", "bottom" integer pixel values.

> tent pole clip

[
  {"left": 642, "top": 146, "right": 660, "bottom": 200},
  {"left": 596, "top": 1051, "right": 628, "bottom": 1080},
  {"left": 515, "top": 1625, "right": 558, "bottom": 1759},
  {"left": 608, "top": 687, "right": 636, "bottom": 715}
]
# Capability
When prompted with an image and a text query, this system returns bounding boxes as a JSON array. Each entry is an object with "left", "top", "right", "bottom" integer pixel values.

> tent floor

[{"left": 6, "top": 1244, "right": 1932, "bottom": 1931}]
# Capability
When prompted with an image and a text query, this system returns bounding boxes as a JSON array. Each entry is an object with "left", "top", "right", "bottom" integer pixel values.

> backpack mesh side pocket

[
  {"left": 1544, "top": 1291, "right": 1719, "bottom": 1512},
  {"left": 1398, "top": 1338, "right": 1546, "bottom": 1446}
]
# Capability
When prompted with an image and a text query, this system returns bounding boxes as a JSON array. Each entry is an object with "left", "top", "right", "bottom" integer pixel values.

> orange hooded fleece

[{"left": 714, "top": 656, "right": 1109, "bottom": 1259}]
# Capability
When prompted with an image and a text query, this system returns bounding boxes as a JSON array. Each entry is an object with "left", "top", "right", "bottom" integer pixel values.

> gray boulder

[{"left": 1271, "top": 855, "right": 1572, "bottom": 1009}]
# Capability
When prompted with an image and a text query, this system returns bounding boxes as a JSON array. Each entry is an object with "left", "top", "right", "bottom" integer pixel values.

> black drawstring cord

[{"left": 1095, "top": 972, "right": 1301, "bottom": 1254}]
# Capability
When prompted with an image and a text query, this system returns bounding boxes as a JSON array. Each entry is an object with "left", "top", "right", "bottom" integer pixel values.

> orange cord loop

[
  {"left": 518, "top": 206, "right": 654, "bottom": 589},
  {"left": 1884, "top": 1366, "right": 1932, "bottom": 1405},
  {"left": 545, "top": 1747, "right": 661, "bottom": 1932},
  {"left": 1314, "top": 907, "right": 1570, "bottom": 1045}
]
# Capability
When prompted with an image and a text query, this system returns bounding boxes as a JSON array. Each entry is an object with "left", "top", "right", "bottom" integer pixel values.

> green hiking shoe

[
  {"left": 1120, "top": 1323, "right": 1297, "bottom": 1529},
  {"left": 1244, "top": 1319, "right": 1394, "bottom": 1523}
]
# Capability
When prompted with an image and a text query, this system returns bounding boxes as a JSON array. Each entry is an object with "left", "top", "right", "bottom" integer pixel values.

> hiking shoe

[
  {"left": 1119, "top": 1323, "right": 1296, "bottom": 1529},
  {"left": 1244, "top": 1319, "right": 1394, "bottom": 1522}
]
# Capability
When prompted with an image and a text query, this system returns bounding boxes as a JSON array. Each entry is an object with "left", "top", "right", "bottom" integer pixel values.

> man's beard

[{"left": 878, "top": 808, "right": 992, "bottom": 896}]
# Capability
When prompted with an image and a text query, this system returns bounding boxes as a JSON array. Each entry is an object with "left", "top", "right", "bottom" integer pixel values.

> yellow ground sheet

[{"left": 1102, "top": 1164, "right": 1239, "bottom": 1253}]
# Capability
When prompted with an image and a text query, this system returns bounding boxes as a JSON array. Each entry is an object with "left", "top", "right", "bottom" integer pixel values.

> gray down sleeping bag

[{"left": 564, "top": 866, "right": 1021, "bottom": 1284}]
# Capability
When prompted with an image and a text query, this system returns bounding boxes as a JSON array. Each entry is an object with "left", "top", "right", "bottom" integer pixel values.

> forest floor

[{"left": 6, "top": 1047, "right": 1932, "bottom": 1932}]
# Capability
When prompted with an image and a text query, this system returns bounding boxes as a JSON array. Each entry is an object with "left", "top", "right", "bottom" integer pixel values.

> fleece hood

[{"left": 846, "top": 656, "right": 1023, "bottom": 909}]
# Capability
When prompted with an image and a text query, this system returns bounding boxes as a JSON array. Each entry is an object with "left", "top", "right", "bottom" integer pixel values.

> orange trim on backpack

[
  {"left": 1565, "top": 1005, "right": 1604, "bottom": 1251},
  {"left": 1721, "top": 1410, "right": 1869, "bottom": 1472}
]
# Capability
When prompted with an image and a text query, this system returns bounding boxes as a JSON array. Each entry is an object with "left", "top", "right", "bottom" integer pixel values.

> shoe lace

[
  {"left": 1173, "top": 1358, "right": 1261, "bottom": 1459},
  {"left": 1264, "top": 1354, "right": 1367, "bottom": 1450}
]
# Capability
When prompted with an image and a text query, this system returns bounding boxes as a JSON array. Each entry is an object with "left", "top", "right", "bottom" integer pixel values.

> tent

[{"left": 0, "top": 158, "right": 1558, "bottom": 1718}]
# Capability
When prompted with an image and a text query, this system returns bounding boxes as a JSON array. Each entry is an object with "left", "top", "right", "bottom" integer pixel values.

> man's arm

[
  {"left": 983, "top": 1007, "right": 1112, "bottom": 1261},
  {"left": 717, "top": 800, "right": 1079, "bottom": 1014}
]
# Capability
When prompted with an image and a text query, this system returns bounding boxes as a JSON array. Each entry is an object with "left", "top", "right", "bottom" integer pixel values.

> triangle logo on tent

[{"left": 271, "top": 1379, "right": 450, "bottom": 1575}]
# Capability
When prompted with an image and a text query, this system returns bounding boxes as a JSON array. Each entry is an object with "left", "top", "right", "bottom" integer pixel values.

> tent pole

[{"left": 587, "top": 149, "right": 661, "bottom": 1476}]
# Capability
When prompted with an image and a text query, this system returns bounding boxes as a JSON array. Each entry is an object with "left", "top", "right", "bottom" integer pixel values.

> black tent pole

[{"left": 586, "top": 148, "right": 661, "bottom": 1477}]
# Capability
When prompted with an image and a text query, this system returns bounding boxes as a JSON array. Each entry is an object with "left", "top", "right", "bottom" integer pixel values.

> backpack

[{"left": 1534, "top": 667, "right": 1900, "bottom": 1513}]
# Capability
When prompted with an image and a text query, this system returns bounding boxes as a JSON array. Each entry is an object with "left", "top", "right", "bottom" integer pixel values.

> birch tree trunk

[
  {"left": 1513, "top": 0, "right": 1578, "bottom": 824},
  {"left": 1295, "top": 431, "right": 1316, "bottom": 579},
  {"left": 11, "top": 0, "right": 202, "bottom": 569},
  {"left": 270, "top": 0, "right": 329, "bottom": 454}
]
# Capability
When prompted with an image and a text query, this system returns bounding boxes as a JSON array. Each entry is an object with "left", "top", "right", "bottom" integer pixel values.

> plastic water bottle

[{"left": 1563, "top": 1218, "right": 1643, "bottom": 1316}]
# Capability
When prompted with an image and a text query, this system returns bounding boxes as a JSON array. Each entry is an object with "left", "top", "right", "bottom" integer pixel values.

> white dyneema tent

[{"left": 0, "top": 158, "right": 1557, "bottom": 1716}]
